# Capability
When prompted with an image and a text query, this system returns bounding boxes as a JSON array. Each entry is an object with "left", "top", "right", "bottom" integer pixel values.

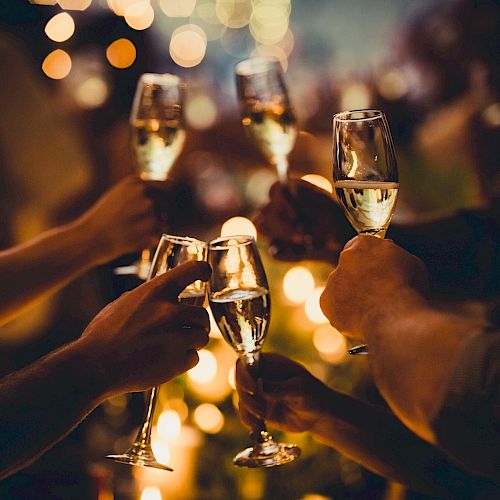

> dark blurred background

[{"left": 0, "top": 0, "right": 498, "bottom": 498}]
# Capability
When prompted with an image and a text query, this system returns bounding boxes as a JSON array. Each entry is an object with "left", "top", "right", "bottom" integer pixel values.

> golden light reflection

[
  {"left": 301, "top": 174, "right": 333, "bottom": 193},
  {"left": 194, "top": 403, "right": 224, "bottom": 434},
  {"left": 58, "top": 0, "right": 92, "bottom": 10},
  {"left": 74, "top": 76, "right": 109, "bottom": 109},
  {"left": 106, "top": 38, "right": 137, "bottom": 68},
  {"left": 159, "top": 0, "right": 196, "bottom": 17},
  {"left": 220, "top": 217, "right": 257, "bottom": 239},
  {"left": 170, "top": 24, "right": 207, "bottom": 68},
  {"left": 108, "top": 0, "right": 143, "bottom": 16},
  {"left": 157, "top": 409, "right": 181, "bottom": 440},
  {"left": 140, "top": 486, "right": 162, "bottom": 500},
  {"left": 45, "top": 13, "right": 75, "bottom": 43},
  {"left": 304, "top": 287, "right": 328, "bottom": 324},
  {"left": 347, "top": 150, "right": 359, "bottom": 179},
  {"left": 340, "top": 83, "right": 371, "bottom": 111},
  {"left": 42, "top": 49, "right": 72, "bottom": 80},
  {"left": 313, "top": 324, "right": 346, "bottom": 363},
  {"left": 125, "top": 1, "right": 155, "bottom": 30},
  {"left": 228, "top": 365, "right": 236, "bottom": 389},
  {"left": 216, "top": 0, "right": 252, "bottom": 29},
  {"left": 187, "top": 349, "right": 217, "bottom": 384},
  {"left": 283, "top": 266, "right": 315, "bottom": 304},
  {"left": 208, "top": 308, "right": 223, "bottom": 338},
  {"left": 185, "top": 94, "right": 218, "bottom": 130}
]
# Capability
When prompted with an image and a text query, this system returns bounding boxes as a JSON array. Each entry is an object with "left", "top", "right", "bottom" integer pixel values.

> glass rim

[
  {"left": 159, "top": 234, "right": 207, "bottom": 248},
  {"left": 235, "top": 57, "right": 281, "bottom": 76},
  {"left": 333, "top": 109, "right": 385, "bottom": 123},
  {"left": 208, "top": 235, "right": 255, "bottom": 250},
  {"left": 140, "top": 73, "right": 182, "bottom": 87}
]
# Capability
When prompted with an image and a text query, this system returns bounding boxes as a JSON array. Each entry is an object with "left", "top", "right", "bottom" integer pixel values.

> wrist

[{"left": 70, "top": 213, "right": 108, "bottom": 267}]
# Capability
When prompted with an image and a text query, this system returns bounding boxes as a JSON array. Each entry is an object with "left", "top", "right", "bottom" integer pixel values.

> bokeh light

[
  {"left": 194, "top": 403, "right": 225, "bottom": 434},
  {"left": 44, "top": 13, "right": 75, "bottom": 43},
  {"left": 283, "top": 266, "right": 315, "bottom": 304},
  {"left": 220, "top": 217, "right": 257, "bottom": 239},
  {"left": 187, "top": 349, "right": 217, "bottom": 384},
  {"left": 376, "top": 69, "right": 408, "bottom": 100},
  {"left": 313, "top": 324, "right": 347, "bottom": 363},
  {"left": 301, "top": 174, "right": 333, "bottom": 193},
  {"left": 208, "top": 308, "right": 222, "bottom": 338},
  {"left": 159, "top": 0, "right": 196, "bottom": 17},
  {"left": 108, "top": 0, "right": 143, "bottom": 16},
  {"left": 124, "top": 1, "right": 155, "bottom": 30},
  {"left": 305, "top": 287, "right": 328, "bottom": 324},
  {"left": 58, "top": 0, "right": 92, "bottom": 10},
  {"left": 157, "top": 409, "right": 182, "bottom": 440},
  {"left": 246, "top": 169, "right": 275, "bottom": 206},
  {"left": 42, "top": 49, "right": 72, "bottom": 80},
  {"left": 170, "top": 24, "right": 207, "bottom": 68},
  {"left": 151, "top": 437, "right": 171, "bottom": 465},
  {"left": 140, "top": 486, "right": 162, "bottom": 500},
  {"left": 339, "top": 82, "right": 371, "bottom": 111},
  {"left": 74, "top": 76, "right": 109, "bottom": 109},
  {"left": 227, "top": 365, "right": 236, "bottom": 390},
  {"left": 216, "top": 0, "right": 252, "bottom": 29},
  {"left": 185, "top": 94, "right": 218, "bottom": 130},
  {"left": 106, "top": 38, "right": 137, "bottom": 69}
]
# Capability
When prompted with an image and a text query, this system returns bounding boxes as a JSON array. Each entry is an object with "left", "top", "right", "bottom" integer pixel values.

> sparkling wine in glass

[
  {"left": 332, "top": 109, "right": 399, "bottom": 354},
  {"left": 115, "top": 73, "right": 186, "bottom": 279},
  {"left": 208, "top": 235, "right": 300, "bottom": 467},
  {"left": 235, "top": 57, "right": 297, "bottom": 185},
  {"left": 106, "top": 234, "right": 206, "bottom": 470}
]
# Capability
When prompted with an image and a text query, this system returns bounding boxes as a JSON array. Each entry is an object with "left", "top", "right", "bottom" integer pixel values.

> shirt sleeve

[{"left": 430, "top": 329, "right": 500, "bottom": 482}]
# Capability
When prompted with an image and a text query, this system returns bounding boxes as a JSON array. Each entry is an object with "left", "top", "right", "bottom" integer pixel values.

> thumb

[{"left": 148, "top": 261, "right": 211, "bottom": 301}]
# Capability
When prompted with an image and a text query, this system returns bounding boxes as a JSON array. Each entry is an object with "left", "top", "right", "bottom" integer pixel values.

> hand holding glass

[
  {"left": 332, "top": 109, "right": 399, "bottom": 354},
  {"left": 106, "top": 234, "right": 206, "bottom": 470},
  {"left": 208, "top": 235, "right": 300, "bottom": 467}
]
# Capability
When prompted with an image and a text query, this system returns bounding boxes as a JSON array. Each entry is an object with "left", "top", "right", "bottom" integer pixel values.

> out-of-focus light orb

[
  {"left": 228, "top": 365, "right": 236, "bottom": 390},
  {"left": 140, "top": 486, "right": 162, "bottom": 500},
  {"left": 216, "top": 0, "right": 252, "bottom": 28},
  {"left": 283, "top": 266, "right": 315, "bottom": 304},
  {"left": 301, "top": 495, "right": 332, "bottom": 500},
  {"left": 221, "top": 217, "right": 257, "bottom": 239},
  {"left": 482, "top": 102, "right": 500, "bottom": 128},
  {"left": 313, "top": 324, "right": 346, "bottom": 363},
  {"left": 187, "top": 349, "right": 217, "bottom": 384},
  {"left": 170, "top": 24, "right": 207, "bottom": 68},
  {"left": 301, "top": 174, "right": 333, "bottom": 193},
  {"left": 106, "top": 38, "right": 136, "bottom": 69},
  {"left": 45, "top": 13, "right": 75, "bottom": 42},
  {"left": 58, "top": 0, "right": 92, "bottom": 10},
  {"left": 194, "top": 403, "right": 224, "bottom": 434},
  {"left": 186, "top": 95, "right": 218, "bottom": 130},
  {"left": 159, "top": 0, "right": 196, "bottom": 17},
  {"left": 42, "top": 50, "right": 72, "bottom": 80},
  {"left": 246, "top": 168, "right": 275, "bottom": 206},
  {"left": 125, "top": 1, "right": 154, "bottom": 30},
  {"left": 108, "top": 0, "right": 143, "bottom": 16},
  {"left": 340, "top": 83, "right": 371, "bottom": 111},
  {"left": 157, "top": 409, "right": 181, "bottom": 440},
  {"left": 250, "top": 3, "right": 290, "bottom": 45},
  {"left": 252, "top": 45, "right": 288, "bottom": 70},
  {"left": 74, "top": 76, "right": 109, "bottom": 109},
  {"left": 377, "top": 69, "right": 408, "bottom": 100},
  {"left": 305, "top": 287, "right": 328, "bottom": 324}
]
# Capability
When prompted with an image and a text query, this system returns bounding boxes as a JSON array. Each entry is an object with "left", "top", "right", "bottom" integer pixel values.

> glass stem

[
  {"left": 130, "top": 386, "right": 159, "bottom": 453},
  {"left": 274, "top": 155, "right": 289, "bottom": 185}
]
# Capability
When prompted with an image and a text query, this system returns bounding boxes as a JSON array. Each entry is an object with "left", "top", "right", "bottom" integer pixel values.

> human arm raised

[{"left": 0, "top": 260, "right": 210, "bottom": 480}]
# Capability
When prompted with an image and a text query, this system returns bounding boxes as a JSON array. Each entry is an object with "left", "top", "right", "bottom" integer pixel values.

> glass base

[
  {"left": 106, "top": 452, "right": 173, "bottom": 471},
  {"left": 233, "top": 440, "right": 301, "bottom": 468}
]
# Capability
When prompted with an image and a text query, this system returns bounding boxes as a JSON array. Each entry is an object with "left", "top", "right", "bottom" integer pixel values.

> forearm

[
  {"left": 363, "top": 300, "right": 482, "bottom": 443},
  {"left": 309, "top": 388, "right": 486, "bottom": 498},
  {"left": 0, "top": 339, "right": 107, "bottom": 479},
  {"left": 0, "top": 217, "right": 100, "bottom": 324}
]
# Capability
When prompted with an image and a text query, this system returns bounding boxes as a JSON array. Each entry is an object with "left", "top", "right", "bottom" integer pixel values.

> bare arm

[
  {"left": 0, "top": 261, "right": 211, "bottom": 479},
  {"left": 0, "top": 177, "right": 160, "bottom": 325}
]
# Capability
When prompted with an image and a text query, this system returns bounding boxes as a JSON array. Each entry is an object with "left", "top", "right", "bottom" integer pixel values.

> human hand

[
  {"left": 236, "top": 353, "right": 331, "bottom": 433},
  {"left": 254, "top": 179, "right": 355, "bottom": 263},
  {"left": 320, "top": 236, "right": 429, "bottom": 341},
  {"left": 77, "top": 176, "right": 173, "bottom": 265},
  {"left": 77, "top": 260, "right": 211, "bottom": 396}
]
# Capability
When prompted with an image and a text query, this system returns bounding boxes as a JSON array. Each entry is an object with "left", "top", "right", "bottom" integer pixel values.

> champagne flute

[
  {"left": 332, "top": 109, "right": 399, "bottom": 355},
  {"left": 106, "top": 234, "right": 207, "bottom": 470},
  {"left": 207, "top": 235, "right": 300, "bottom": 467},
  {"left": 235, "top": 57, "right": 297, "bottom": 184},
  {"left": 115, "top": 73, "right": 186, "bottom": 279}
]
